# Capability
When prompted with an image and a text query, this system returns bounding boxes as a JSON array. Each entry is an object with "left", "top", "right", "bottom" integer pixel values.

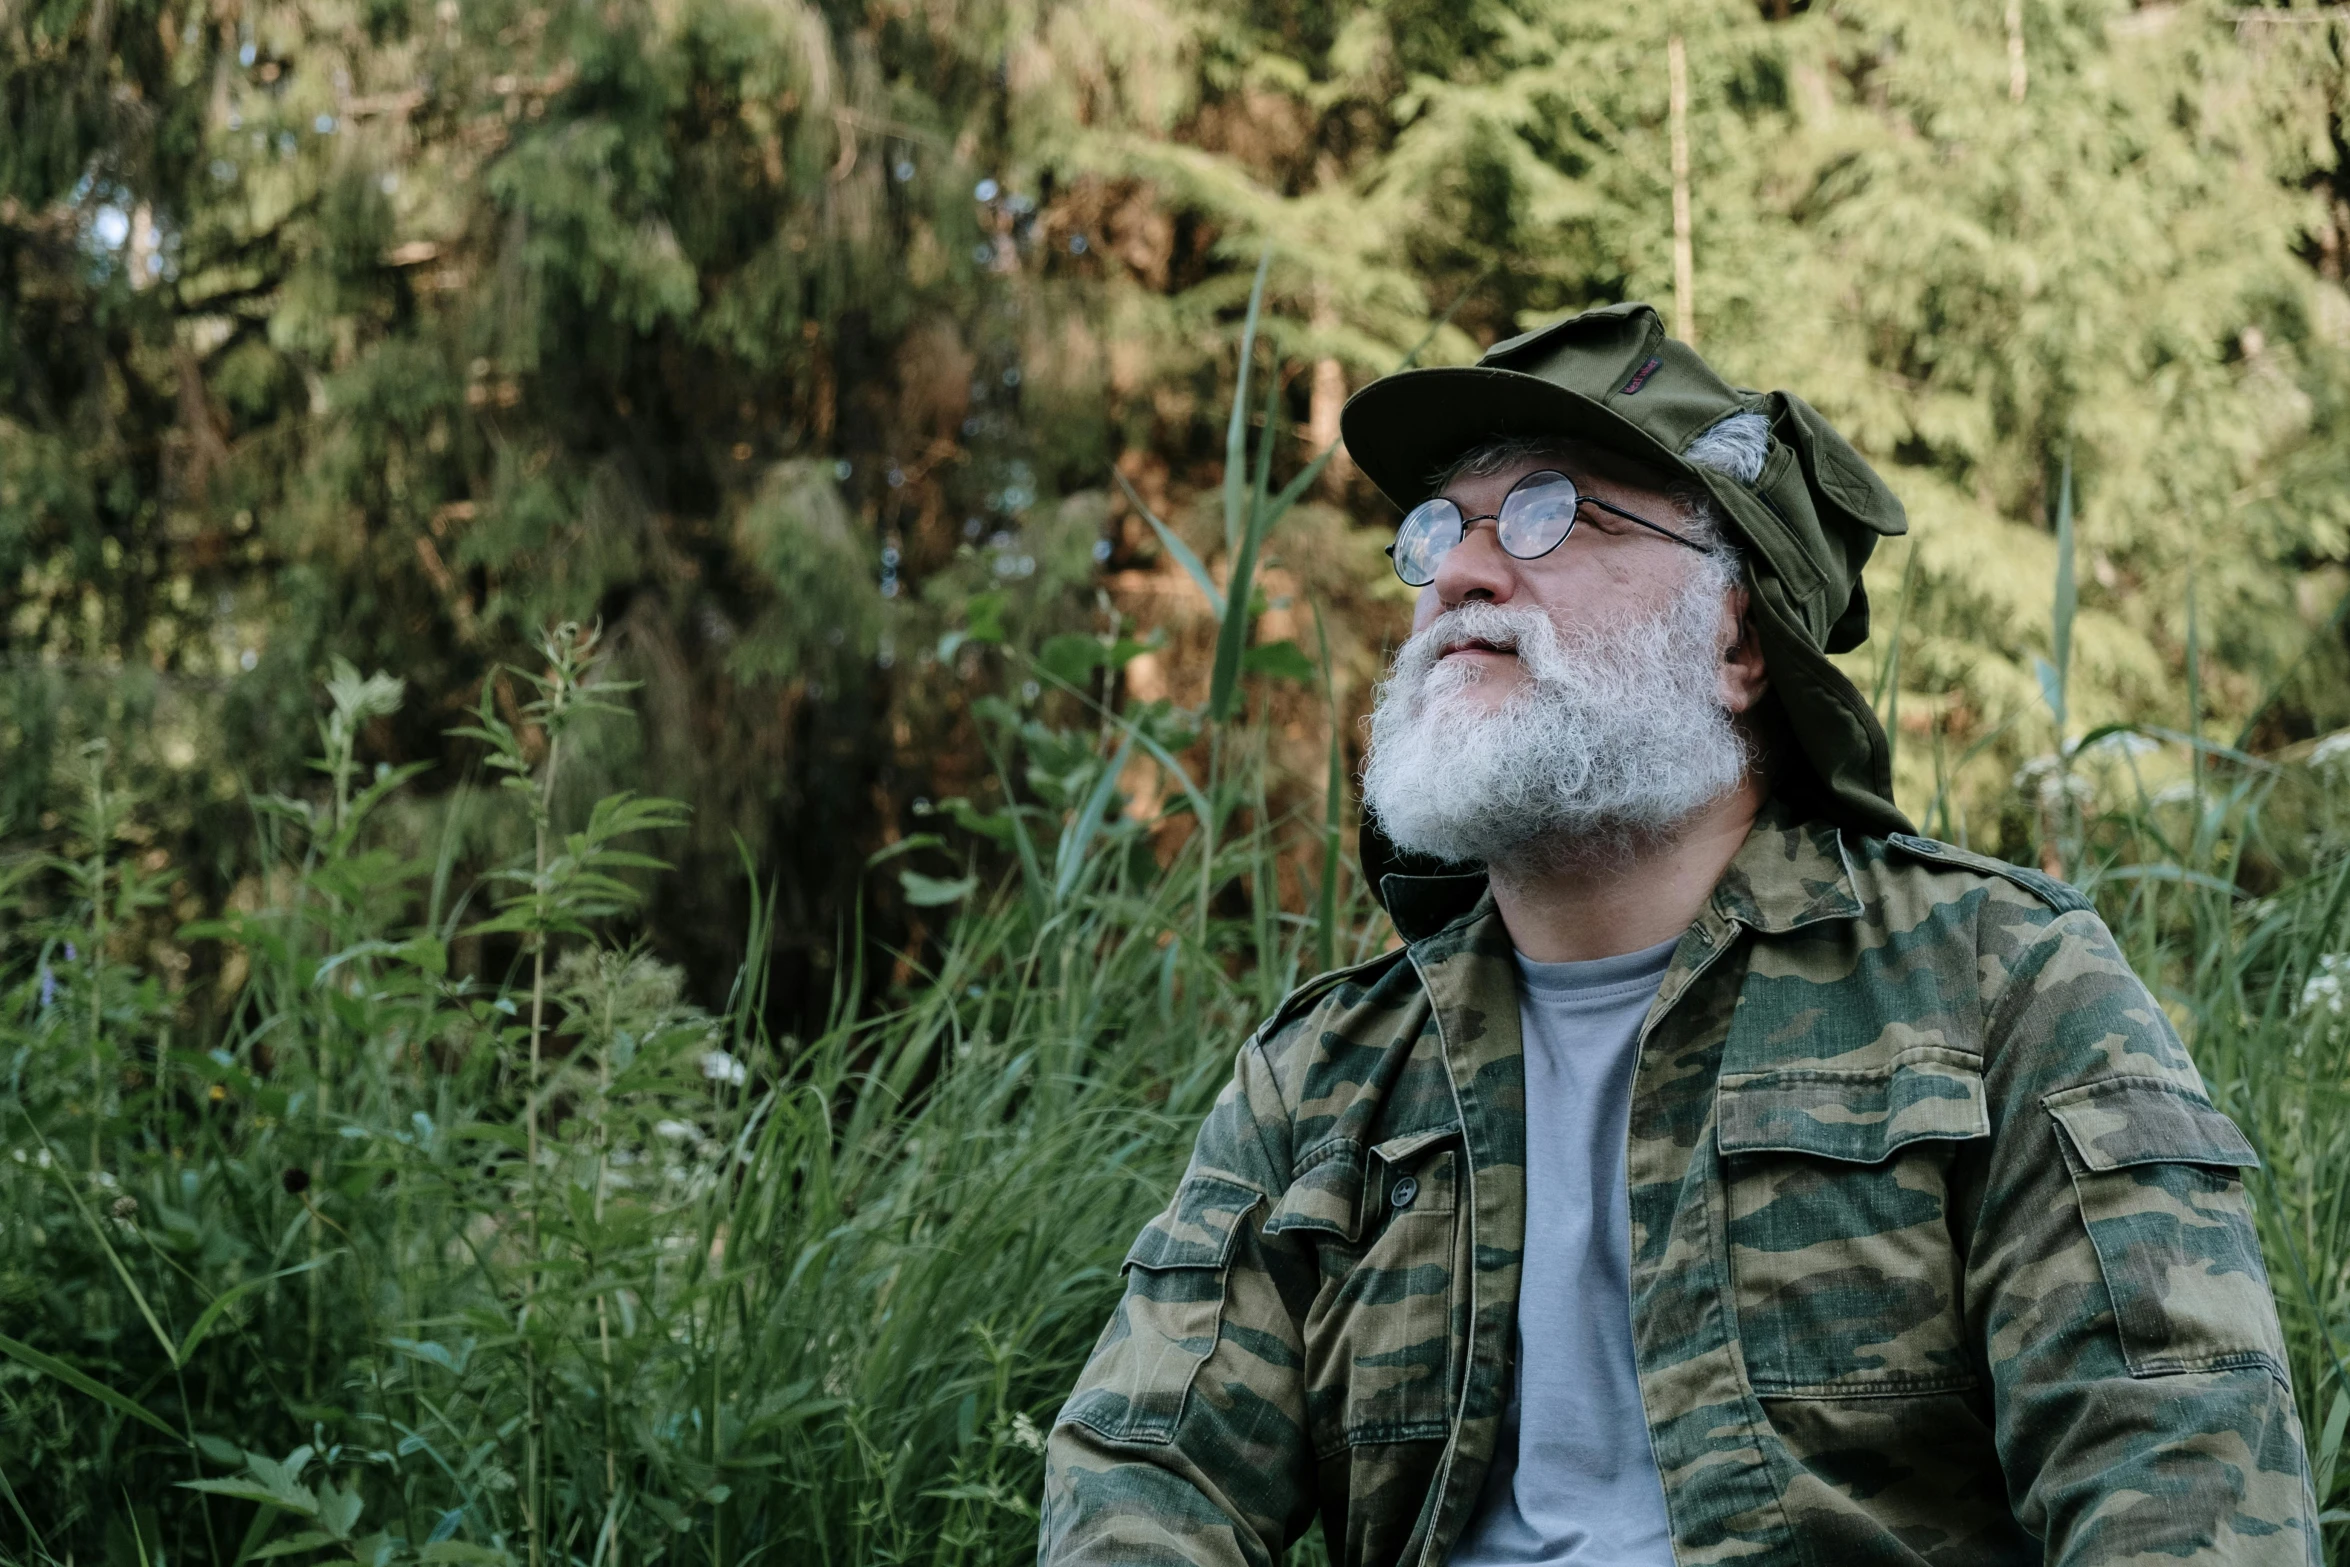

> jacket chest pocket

[
  {"left": 1271, "top": 1128, "right": 1462, "bottom": 1449},
  {"left": 1717, "top": 1051, "right": 1987, "bottom": 1397}
]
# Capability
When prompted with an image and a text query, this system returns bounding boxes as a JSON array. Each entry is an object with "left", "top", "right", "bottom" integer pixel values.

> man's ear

[{"left": 1720, "top": 586, "right": 1769, "bottom": 715}]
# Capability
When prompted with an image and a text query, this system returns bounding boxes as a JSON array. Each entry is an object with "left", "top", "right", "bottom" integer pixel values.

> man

[{"left": 1040, "top": 303, "right": 2317, "bottom": 1565}]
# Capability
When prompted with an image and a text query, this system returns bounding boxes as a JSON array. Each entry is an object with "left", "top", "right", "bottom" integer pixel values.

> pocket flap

[
  {"left": 2044, "top": 1077, "right": 2259, "bottom": 1173},
  {"left": 1123, "top": 1176, "right": 1259, "bottom": 1272},
  {"left": 1370, "top": 1127, "right": 1459, "bottom": 1165},
  {"left": 1265, "top": 1144, "right": 1366, "bottom": 1243},
  {"left": 1718, "top": 1050, "right": 1988, "bottom": 1163}
]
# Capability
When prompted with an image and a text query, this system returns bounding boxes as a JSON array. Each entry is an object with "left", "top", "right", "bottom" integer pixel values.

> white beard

[{"left": 1361, "top": 557, "right": 1751, "bottom": 869}]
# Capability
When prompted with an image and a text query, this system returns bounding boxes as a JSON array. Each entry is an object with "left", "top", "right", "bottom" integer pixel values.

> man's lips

[{"left": 1439, "top": 638, "right": 1517, "bottom": 658}]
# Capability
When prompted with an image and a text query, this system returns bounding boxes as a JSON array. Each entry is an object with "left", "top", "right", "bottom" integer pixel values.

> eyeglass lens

[{"left": 1390, "top": 471, "right": 1585, "bottom": 587}]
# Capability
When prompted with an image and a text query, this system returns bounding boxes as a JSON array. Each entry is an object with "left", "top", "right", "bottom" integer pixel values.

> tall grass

[{"left": 0, "top": 626, "right": 1378, "bottom": 1565}]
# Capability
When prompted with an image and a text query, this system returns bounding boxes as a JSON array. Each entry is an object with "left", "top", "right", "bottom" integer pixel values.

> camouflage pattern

[{"left": 1040, "top": 809, "right": 2317, "bottom": 1566}]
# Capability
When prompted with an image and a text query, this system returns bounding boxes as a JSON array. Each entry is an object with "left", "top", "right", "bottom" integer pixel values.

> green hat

[{"left": 1340, "top": 300, "right": 1917, "bottom": 868}]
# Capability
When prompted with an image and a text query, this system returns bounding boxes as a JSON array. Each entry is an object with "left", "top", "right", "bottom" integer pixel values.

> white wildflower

[
  {"left": 2308, "top": 729, "right": 2350, "bottom": 773},
  {"left": 2087, "top": 730, "right": 2161, "bottom": 759},
  {"left": 1008, "top": 1411, "right": 1046, "bottom": 1454},
  {"left": 2300, "top": 954, "right": 2347, "bottom": 1017},
  {"left": 2013, "top": 754, "right": 2093, "bottom": 807},
  {"left": 654, "top": 1119, "right": 699, "bottom": 1141},
  {"left": 699, "top": 1050, "right": 746, "bottom": 1087}
]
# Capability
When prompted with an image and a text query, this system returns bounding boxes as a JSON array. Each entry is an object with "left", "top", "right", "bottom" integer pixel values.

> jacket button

[{"left": 1390, "top": 1175, "right": 1420, "bottom": 1210}]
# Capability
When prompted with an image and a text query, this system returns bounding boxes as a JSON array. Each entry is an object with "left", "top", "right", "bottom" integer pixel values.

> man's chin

[
  {"left": 1381, "top": 812, "right": 1658, "bottom": 876},
  {"left": 1416, "top": 674, "right": 1526, "bottom": 719}
]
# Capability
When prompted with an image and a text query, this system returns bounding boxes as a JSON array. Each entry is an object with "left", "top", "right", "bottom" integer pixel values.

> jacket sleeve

[
  {"left": 1039, "top": 1033, "right": 1319, "bottom": 1567},
  {"left": 1965, "top": 905, "right": 2319, "bottom": 1565}
]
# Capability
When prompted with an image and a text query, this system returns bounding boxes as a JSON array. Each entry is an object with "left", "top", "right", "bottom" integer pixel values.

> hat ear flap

[
  {"left": 1825, "top": 575, "right": 1871, "bottom": 655},
  {"left": 1776, "top": 392, "right": 1908, "bottom": 540}
]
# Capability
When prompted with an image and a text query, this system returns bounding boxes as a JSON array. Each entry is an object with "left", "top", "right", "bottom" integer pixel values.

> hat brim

[{"left": 1339, "top": 365, "right": 1701, "bottom": 511}]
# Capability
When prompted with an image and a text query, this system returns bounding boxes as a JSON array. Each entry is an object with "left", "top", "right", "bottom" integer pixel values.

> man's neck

[{"left": 1488, "top": 775, "right": 1766, "bottom": 963}]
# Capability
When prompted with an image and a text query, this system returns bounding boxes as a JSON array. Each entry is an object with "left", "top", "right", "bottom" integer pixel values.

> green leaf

[
  {"left": 2034, "top": 656, "right": 2065, "bottom": 731},
  {"left": 315, "top": 1480, "right": 363, "bottom": 1539},
  {"left": 388, "top": 1336, "right": 474, "bottom": 1374},
  {"left": 178, "top": 1478, "right": 317, "bottom": 1515},
  {"left": 1210, "top": 336, "right": 1284, "bottom": 721},
  {"left": 1037, "top": 633, "right": 1111, "bottom": 687},
  {"left": 1221, "top": 249, "right": 1272, "bottom": 556},
  {"left": 1053, "top": 730, "right": 1135, "bottom": 903},
  {"left": 248, "top": 1532, "right": 345, "bottom": 1560},
  {"left": 0, "top": 1331, "right": 183, "bottom": 1440},
  {"left": 931, "top": 796, "right": 1017, "bottom": 846},
  {"left": 418, "top": 1545, "right": 513, "bottom": 1565},
  {"left": 2046, "top": 447, "right": 2076, "bottom": 737},
  {"left": 1116, "top": 471, "right": 1222, "bottom": 617},
  {"left": 899, "top": 870, "right": 979, "bottom": 907},
  {"left": 865, "top": 833, "right": 947, "bottom": 868},
  {"left": 1240, "top": 640, "right": 1316, "bottom": 684}
]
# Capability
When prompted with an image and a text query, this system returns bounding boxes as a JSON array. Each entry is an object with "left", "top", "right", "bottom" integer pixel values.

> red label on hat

[{"left": 1619, "top": 356, "right": 1663, "bottom": 395}]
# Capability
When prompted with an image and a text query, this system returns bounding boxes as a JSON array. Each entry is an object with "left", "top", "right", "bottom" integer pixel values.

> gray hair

[{"left": 1433, "top": 410, "right": 1771, "bottom": 555}]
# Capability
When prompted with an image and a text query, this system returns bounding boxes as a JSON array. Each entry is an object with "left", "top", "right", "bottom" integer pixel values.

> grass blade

[
  {"left": 1209, "top": 361, "right": 1285, "bottom": 722},
  {"left": 0, "top": 1332, "right": 182, "bottom": 1440},
  {"left": 1313, "top": 604, "right": 1343, "bottom": 975},
  {"left": 1116, "top": 471, "right": 1224, "bottom": 617},
  {"left": 1055, "top": 730, "right": 1137, "bottom": 903},
  {"left": 1221, "top": 251, "right": 1272, "bottom": 556},
  {"left": 2039, "top": 447, "right": 2077, "bottom": 744}
]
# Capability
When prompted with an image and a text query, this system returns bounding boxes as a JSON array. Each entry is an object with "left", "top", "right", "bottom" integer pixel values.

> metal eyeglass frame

[{"left": 1385, "top": 468, "right": 1706, "bottom": 588}]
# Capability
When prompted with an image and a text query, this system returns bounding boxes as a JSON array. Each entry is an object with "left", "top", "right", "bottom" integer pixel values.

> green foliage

[{"left": 0, "top": 626, "right": 1374, "bottom": 1562}]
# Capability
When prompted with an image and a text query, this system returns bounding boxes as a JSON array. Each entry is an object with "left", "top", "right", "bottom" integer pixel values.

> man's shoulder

[
  {"left": 1852, "top": 830, "right": 2093, "bottom": 915},
  {"left": 1251, "top": 944, "right": 1426, "bottom": 1071},
  {"left": 1238, "top": 942, "right": 1462, "bottom": 1160},
  {"left": 1827, "top": 829, "right": 2103, "bottom": 963}
]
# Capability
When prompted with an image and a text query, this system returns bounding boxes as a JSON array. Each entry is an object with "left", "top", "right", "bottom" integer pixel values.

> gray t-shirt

[{"left": 1448, "top": 935, "right": 1681, "bottom": 1567}]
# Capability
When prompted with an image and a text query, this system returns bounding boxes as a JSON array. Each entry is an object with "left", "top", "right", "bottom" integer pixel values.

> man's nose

[{"left": 1431, "top": 517, "right": 1517, "bottom": 607}]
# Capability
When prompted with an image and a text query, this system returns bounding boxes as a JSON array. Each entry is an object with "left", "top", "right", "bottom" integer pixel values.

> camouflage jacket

[{"left": 1040, "top": 813, "right": 2316, "bottom": 1566}]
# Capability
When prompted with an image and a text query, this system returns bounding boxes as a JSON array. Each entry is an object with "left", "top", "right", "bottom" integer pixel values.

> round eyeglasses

[{"left": 1385, "top": 469, "right": 1706, "bottom": 587}]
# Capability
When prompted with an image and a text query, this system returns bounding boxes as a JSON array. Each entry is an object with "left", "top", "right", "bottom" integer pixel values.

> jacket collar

[
  {"left": 1384, "top": 800, "right": 1861, "bottom": 949},
  {"left": 1705, "top": 804, "right": 1862, "bottom": 934}
]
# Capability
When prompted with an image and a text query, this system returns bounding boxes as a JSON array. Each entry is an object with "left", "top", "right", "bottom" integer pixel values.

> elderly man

[{"left": 1039, "top": 304, "right": 2316, "bottom": 1565}]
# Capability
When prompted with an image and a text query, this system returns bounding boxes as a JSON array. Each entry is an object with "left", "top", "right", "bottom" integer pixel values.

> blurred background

[
  {"left": 10, "top": 0, "right": 2350, "bottom": 1025},
  {"left": 7, "top": 2, "right": 2350, "bottom": 1562}
]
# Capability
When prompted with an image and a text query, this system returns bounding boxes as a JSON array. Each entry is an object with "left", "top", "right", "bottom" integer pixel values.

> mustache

[{"left": 1393, "top": 603, "right": 1559, "bottom": 684}]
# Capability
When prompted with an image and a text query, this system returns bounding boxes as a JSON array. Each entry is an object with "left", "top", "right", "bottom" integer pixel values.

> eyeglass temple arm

[{"left": 1581, "top": 496, "right": 1706, "bottom": 552}]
